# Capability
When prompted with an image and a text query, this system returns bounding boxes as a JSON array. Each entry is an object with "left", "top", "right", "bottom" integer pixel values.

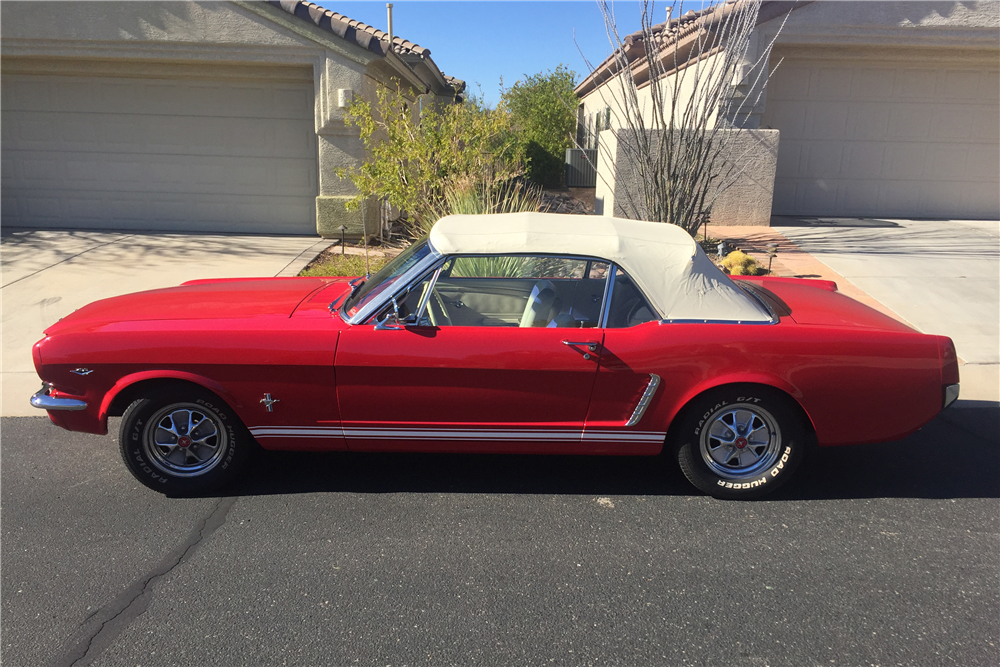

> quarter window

[{"left": 605, "top": 268, "right": 658, "bottom": 328}]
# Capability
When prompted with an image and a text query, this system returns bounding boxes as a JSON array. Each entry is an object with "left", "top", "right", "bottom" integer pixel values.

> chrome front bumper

[{"left": 31, "top": 384, "right": 88, "bottom": 411}]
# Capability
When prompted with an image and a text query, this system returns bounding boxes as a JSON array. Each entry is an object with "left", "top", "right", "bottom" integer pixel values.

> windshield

[{"left": 342, "top": 238, "right": 433, "bottom": 319}]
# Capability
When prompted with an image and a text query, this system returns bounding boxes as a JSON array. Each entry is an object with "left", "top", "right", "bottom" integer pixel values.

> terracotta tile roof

[
  {"left": 575, "top": 1, "right": 808, "bottom": 97},
  {"left": 266, "top": 0, "right": 464, "bottom": 95},
  {"left": 443, "top": 74, "right": 466, "bottom": 94},
  {"left": 618, "top": 4, "right": 719, "bottom": 53},
  {"left": 267, "top": 0, "right": 428, "bottom": 57}
]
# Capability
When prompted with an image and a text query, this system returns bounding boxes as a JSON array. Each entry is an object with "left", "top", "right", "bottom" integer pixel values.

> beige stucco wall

[
  {"left": 578, "top": 50, "right": 729, "bottom": 143},
  {"left": 0, "top": 0, "right": 418, "bottom": 237},
  {"left": 596, "top": 128, "right": 778, "bottom": 226}
]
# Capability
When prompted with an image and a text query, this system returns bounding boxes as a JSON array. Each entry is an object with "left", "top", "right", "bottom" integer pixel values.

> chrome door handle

[{"left": 562, "top": 340, "right": 599, "bottom": 352}]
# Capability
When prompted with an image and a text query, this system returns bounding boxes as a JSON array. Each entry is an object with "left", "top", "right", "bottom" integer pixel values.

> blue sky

[{"left": 333, "top": 1, "right": 660, "bottom": 106}]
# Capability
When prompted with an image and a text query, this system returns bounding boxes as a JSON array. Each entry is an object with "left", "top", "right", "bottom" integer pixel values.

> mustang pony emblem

[{"left": 260, "top": 394, "right": 280, "bottom": 412}]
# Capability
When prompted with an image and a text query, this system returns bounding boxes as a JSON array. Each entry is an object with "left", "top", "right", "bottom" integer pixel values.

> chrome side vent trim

[{"left": 625, "top": 374, "right": 661, "bottom": 427}]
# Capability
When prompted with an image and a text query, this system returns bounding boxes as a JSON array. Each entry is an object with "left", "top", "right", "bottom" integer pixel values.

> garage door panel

[
  {"left": 7, "top": 111, "right": 315, "bottom": 161},
  {"left": 844, "top": 143, "right": 886, "bottom": 178},
  {"left": 979, "top": 71, "right": 1000, "bottom": 101},
  {"left": 846, "top": 104, "right": 890, "bottom": 139},
  {"left": 886, "top": 144, "right": 928, "bottom": 180},
  {"left": 772, "top": 180, "right": 797, "bottom": 211},
  {"left": 893, "top": 68, "right": 937, "bottom": 98},
  {"left": 887, "top": 106, "right": 934, "bottom": 140},
  {"left": 5, "top": 77, "right": 315, "bottom": 120},
  {"left": 4, "top": 190, "right": 316, "bottom": 233},
  {"left": 919, "top": 182, "right": 967, "bottom": 217},
  {"left": 967, "top": 145, "right": 1000, "bottom": 181},
  {"left": 764, "top": 57, "right": 999, "bottom": 218},
  {"left": 805, "top": 102, "right": 850, "bottom": 138},
  {"left": 850, "top": 67, "right": 891, "bottom": 98},
  {"left": 839, "top": 181, "right": 880, "bottom": 215},
  {"left": 972, "top": 107, "right": 1000, "bottom": 140},
  {"left": 801, "top": 180, "right": 838, "bottom": 210},
  {"left": 774, "top": 141, "right": 802, "bottom": 178},
  {"left": 31, "top": 153, "right": 316, "bottom": 196},
  {"left": 814, "top": 66, "right": 853, "bottom": 99},
  {"left": 926, "top": 145, "right": 971, "bottom": 180},
  {"left": 936, "top": 106, "right": 977, "bottom": 140},
  {"left": 768, "top": 64, "right": 811, "bottom": 100},
  {"left": 1, "top": 72, "right": 317, "bottom": 233},
  {"left": 803, "top": 142, "right": 845, "bottom": 177},
  {"left": 943, "top": 70, "right": 983, "bottom": 99},
  {"left": 879, "top": 182, "right": 922, "bottom": 215}
]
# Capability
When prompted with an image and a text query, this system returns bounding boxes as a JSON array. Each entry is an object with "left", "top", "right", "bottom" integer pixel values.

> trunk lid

[{"left": 738, "top": 277, "right": 916, "bottom": 333}]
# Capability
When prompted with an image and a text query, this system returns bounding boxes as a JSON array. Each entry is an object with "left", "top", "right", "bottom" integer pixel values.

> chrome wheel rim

[
  {"left": 700, "top": 402, "right": 782, "bottom": 480},
  {"left": 143, "top": 403, "right": 228, "bottom": 477}
]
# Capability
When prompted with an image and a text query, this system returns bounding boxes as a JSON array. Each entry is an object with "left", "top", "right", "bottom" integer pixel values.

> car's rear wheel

[
  {"left": 675, "top": 386, "right": 806, "bottom": 499},
  {"left": 118, "top": 388, "right": 250, "bottom": 495}
]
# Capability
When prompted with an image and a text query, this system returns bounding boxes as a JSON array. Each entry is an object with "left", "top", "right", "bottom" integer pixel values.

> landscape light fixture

[
  {"left": 337, "top": 225, "right": 347, "bottom": 254},
  {"left": 766, "top": 243, "right": 779, "bottom": 274}
]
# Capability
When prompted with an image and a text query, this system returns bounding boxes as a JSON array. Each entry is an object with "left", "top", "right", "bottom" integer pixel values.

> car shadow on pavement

[{"left": 224, "top": 410, "right": 999, "bottom": 501}]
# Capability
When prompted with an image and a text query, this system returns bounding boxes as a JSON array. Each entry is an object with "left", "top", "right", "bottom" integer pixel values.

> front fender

[{"left": 99, "top": 370, "right": 242, "bottom": 424}]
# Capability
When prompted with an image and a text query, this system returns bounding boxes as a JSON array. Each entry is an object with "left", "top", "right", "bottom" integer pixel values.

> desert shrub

[
  {"left": 503, "top": 65, "right": 578, "bottom": 187},
  {"left": 524, "top": 141, "right": 565, "bottom": 188},
  {"left": 336, "top": 87, "right": 525, "bottom": 237},
  {"left": 721, "top": 250, "right": 764, "bottom": 276}
]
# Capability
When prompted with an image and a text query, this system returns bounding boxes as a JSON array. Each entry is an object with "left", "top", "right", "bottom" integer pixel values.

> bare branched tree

[{"left": 578, "top": 0, "right": 789, "bottom": 235}]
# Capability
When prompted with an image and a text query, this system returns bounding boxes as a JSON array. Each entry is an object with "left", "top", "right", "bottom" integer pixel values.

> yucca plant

[{"left": 450, "top": 255, "right": 528, "bottom": 278}]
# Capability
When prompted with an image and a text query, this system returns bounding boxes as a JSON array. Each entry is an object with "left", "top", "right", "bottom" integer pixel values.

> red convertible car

[{"left": 31, "top": 213, "right": 959, "bottom": 498}]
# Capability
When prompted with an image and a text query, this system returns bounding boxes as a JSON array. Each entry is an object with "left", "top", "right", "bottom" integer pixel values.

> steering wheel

[{"left": 625, "top": 298, "right": 654, "bottom": 327}]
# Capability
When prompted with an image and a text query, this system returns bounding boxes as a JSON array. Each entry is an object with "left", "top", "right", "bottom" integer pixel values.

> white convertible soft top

[{"left": 429, "top": 212, "right": 771, "bottom": 323}]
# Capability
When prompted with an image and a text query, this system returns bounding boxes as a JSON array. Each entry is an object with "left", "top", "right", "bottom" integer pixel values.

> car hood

[{"left": 44, "top": 277, "right": 347, "bottom": 335}]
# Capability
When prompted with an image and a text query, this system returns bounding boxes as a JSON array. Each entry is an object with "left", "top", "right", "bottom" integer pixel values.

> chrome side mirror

[
  {"left": 374, "top": 313, "right": 405, "bottom": 330},
  {"left": 374, "top": 296, "right": 406, "bottom": 330}
]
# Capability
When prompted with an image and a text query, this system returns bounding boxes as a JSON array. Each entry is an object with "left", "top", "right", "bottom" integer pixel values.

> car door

[
  {"left": 335, "top": 255, "right": 608, "bottom": 453},
  {"left": 581, "top": 267, "right": 671, "bottom": 455}
]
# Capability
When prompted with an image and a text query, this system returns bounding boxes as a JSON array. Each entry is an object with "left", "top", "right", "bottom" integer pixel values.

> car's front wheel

[
  {"left": 675, "top": 386, "right": 806, "bottom": 499},
  {"left": 119, "top": 388, "right": 250, "bottom": 495}
]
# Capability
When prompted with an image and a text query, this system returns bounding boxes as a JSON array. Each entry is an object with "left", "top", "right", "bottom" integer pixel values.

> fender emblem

[
  {"left": 70, "top": 368, "right": 94, "bottom": 376},
  {"left": 260, "top": 393, "right": 280, "bottom": 412}
]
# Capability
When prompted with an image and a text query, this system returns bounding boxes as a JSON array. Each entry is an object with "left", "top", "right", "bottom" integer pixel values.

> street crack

[{"left": 51, "top": 496, "right": 237, "bottom": 667}]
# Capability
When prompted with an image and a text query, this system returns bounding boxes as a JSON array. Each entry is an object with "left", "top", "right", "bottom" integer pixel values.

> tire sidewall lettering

[
  {"left": 678, "top": 388, "right": 805, "bottom": 499},
  {"left": 121, "top": 392, "right": 245, "bottom": 492}
]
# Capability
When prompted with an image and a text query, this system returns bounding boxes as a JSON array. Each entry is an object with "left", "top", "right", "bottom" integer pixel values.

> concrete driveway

[
  {"left": 772, "top": 217, "right": 1000, "bottom": 402},
  {"left": 1, "top": 229, "right": 331, "bottom": 417}
]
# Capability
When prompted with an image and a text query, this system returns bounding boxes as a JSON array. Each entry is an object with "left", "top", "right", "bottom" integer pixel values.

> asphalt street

[{"left": 2, "top": 411, "right": 998, "bottom": 667}]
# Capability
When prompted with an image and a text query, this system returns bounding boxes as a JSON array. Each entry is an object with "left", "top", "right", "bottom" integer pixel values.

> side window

[
  {"left": 606, "top": 268, "right": 657, "bottom": 328},
  {"left": 431, "top": 256, "right": 610, "bottom": 328}
]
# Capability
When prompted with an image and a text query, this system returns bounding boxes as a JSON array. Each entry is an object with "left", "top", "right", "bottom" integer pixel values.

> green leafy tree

[
  {"left": 336, "top": 86, "right": 526, "bottom": 236},
  {"left": 502, "top": 65, "right": 578, "bottom": 187}
]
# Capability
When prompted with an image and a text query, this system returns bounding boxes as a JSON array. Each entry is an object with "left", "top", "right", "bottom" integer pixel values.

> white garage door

[
  {"left": 762, "top": 56, "right": 1000, "bottom": 219},
  {"left": 1, "top": 66, "right": 317, "bottom": 234}
]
